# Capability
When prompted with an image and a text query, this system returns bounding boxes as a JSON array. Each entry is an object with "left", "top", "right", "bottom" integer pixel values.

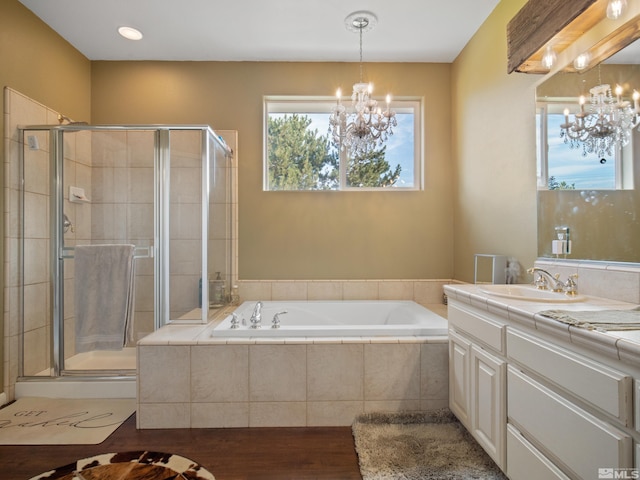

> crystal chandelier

[
  {"left": 329, "top": 12, "right": 397, "bottom": 157},
  {"left": 560, "top": 83, "right": 640, "bottom": 157}
]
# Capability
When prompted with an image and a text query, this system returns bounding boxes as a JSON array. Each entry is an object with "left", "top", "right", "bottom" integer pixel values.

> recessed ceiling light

[{"left": 118, "top": 26, "right": 143, "bottom": 41}]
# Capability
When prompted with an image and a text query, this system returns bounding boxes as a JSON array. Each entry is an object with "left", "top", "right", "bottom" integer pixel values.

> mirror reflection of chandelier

[
  {"left": 329, "top": 11, "right": 397, "bottom": 157},
  {"left": 560, "top": 83, "right": 640, "bottom": 157}
]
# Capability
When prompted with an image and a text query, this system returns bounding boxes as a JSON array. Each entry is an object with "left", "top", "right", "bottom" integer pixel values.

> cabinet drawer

[
  {"left": 507, "top": 328, "right": 632, "bottom": 426},
  {"left": 508, "top": 366, "right": 633, "bottom": 479},
  {"left": 448, "top": 304, "right": 505, "bottom": 353},
  {"left": 506, "top": 424, "right": 570, "bottom": 480}
]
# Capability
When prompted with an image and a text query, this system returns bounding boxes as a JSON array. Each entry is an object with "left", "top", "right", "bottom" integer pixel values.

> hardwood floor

[{"left": 0, "top": 415, "right": 362, "bottom": 479}]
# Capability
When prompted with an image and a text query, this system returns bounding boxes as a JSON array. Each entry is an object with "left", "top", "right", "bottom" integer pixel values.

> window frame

[{"left": 263, "top": 95, "right": 424, "bottom": 191}]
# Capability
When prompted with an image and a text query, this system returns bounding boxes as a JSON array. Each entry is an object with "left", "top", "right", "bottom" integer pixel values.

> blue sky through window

[
  {"left": 547, "top": 113, "right": 615, "bottom": 189},
  {"left": 306, "top": 113, "right": 415, "bottom": 188}
]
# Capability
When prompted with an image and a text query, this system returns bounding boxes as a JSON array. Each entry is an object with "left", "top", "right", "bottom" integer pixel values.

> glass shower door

[
  {"left": 58, "top": 128, "right": 156, "bottom": 374},
  {"left": 166, "top": 127, "right": 232, "bottom": 323}
]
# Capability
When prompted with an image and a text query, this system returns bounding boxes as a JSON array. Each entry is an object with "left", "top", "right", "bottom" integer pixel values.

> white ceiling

[{"left": 19, "top": 0, "right": 500, "bottom": 62}]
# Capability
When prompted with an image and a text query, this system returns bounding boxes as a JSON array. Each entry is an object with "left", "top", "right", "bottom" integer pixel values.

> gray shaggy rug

[{"left": 352, "top": 409, "right": 507, "bottom": 480}]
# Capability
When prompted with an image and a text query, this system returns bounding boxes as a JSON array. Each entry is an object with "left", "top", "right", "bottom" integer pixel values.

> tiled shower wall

[
  {"left": 4, "top": 87, "right": 58, "bottom": 399},
  {"left": 88, "top": 130, "right": 155, "bottom": 340}
]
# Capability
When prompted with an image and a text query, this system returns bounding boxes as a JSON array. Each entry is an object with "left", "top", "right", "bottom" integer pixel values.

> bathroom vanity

[{"left": 444, "top": 283, "right": 640, "bottom": 480}]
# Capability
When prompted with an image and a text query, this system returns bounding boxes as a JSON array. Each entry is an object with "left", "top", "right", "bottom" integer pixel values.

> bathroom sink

[{"left": 478, "top": 284, "right": 586, "bottom": 303}]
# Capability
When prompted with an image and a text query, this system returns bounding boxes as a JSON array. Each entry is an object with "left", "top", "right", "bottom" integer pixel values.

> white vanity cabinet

[
  {"left": 446, "top": 288, "right": 639, "bottom": 480},
  {"left": 448, "top": 302, "right": 507, "bottom": 470}
]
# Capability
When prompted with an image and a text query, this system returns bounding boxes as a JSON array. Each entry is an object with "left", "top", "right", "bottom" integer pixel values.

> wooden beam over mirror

[{"left": 507, "top": 0, "right": 608, "bottom": 74}]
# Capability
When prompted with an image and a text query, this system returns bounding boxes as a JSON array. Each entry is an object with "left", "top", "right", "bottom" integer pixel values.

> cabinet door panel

[
  {"left": 448, "top": 330, "right": 470, "bottom": 428},
  {"left": 471, "top": 345, "right": 506, "bottom": 469}
]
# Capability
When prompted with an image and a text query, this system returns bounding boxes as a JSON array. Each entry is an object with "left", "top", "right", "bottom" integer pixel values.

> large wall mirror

[{"left": 536, "top": 15, "right": 640, "bottom": 263}]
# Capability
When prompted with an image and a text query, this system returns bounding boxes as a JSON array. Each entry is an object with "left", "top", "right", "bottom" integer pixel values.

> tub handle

[
  {"left": 272, "top": 311, "right": 288, "bottom": 329},
  {"left": 230, "top": 313, "right": 240, "bottom": 329}
]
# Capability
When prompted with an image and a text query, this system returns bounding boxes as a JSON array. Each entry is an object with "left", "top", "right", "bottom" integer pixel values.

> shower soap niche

[{"left": 69, "top": 186, "right": 90, "bottom": 203}]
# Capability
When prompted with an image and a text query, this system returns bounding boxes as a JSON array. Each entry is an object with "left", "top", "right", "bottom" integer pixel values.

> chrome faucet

[
  {"left": 527, "top": 267, "right": 578, "bottom": 295},
  {"left": 250, "top": 301, "right": 263, "bottom": 329},
  {"left": 272, "top": 311, "right": 288, "bottom": 329},
  {"left": 564, "top": 274, "right": 579, "bottom": 296},
  {"left": 527, "top": 267, "right": 565, "bottom": 292}
]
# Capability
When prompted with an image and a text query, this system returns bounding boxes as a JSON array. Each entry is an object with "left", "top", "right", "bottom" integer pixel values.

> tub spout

[{"left": 250, "top": 301, "right": 262, "bottom": 329}]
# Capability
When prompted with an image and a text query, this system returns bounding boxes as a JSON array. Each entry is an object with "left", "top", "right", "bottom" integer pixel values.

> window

[
  {"left": 536, "top": 101, "right": 634, "bottom": 190},
  {"left": 264, "top": 97, "right": 422, "bottom": 191}
]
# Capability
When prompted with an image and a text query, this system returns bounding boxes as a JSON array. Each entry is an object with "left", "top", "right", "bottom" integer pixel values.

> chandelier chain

[{"left": 359, "top": 25, "right": 363, "bottom": 83}]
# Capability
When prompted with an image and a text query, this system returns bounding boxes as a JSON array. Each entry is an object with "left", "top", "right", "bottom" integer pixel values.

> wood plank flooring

[{"left": 0, "top": 415, "right": 362, "bottom": 479}]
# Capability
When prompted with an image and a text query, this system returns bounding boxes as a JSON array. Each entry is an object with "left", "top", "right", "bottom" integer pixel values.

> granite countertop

[{"left": 444, "top": 283, "right": 640, "bottom": 368}]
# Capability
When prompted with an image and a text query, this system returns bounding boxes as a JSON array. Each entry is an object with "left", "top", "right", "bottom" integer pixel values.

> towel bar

[{"left": 61, "top": 245, "right": 154, "bottom": 259}]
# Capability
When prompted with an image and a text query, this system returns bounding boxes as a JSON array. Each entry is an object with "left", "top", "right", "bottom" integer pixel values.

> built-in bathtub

[
  {"left": 211, "top": 300, "right": 449, "bottom": 337},
  {"left": 137, "top": 300, "right": 450, "bottom": 429}
]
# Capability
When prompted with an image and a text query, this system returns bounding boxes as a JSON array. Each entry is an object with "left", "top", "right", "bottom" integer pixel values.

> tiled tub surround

[
  {"left": 237, "top": 279, "right": 451, "bottom": 304},
  {"left": 137, "top": 302, "right": 449, "bottom": 429}
]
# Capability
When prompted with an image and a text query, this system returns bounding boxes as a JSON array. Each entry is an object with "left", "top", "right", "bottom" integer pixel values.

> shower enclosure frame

[{"left": 17, "top": 124, "right": 233, "bottom": 380}]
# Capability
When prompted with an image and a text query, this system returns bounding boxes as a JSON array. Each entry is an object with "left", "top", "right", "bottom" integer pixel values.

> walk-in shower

[{"left": 13, "top": 124, "right": 234, "bottom": 397}]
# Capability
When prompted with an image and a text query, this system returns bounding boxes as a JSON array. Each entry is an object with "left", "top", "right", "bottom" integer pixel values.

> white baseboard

[{"left": 0, "top": 391, "right": 7, "bottom": 407}]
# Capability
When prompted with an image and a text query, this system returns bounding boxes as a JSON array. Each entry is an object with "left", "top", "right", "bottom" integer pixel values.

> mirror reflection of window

[{"left": 536, "top": 102, "right": 634, "bottom": 191}]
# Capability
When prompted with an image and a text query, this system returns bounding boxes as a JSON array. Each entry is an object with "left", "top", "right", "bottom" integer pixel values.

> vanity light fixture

[
  {"left": 560, "top": 83, "right": 640, "bottom": 157},
  {"left": 541, "top": 45, "right": 557, "bottom": 70},
  {"left": 328, "top": 11, "right": 397, "bottom": 157},
  {"left": 606, "top": 0, "right": 627, "bottom": 20},
  {"left": 118, "top": 26, "right": 143, "bottom": 41},
  {"left": 573, "top": 52, "right": 591, "bottom": 71}
]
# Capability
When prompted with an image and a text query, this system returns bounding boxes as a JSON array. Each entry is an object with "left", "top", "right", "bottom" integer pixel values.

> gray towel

[
  {"left": 74, "top": 244, "right": 136, "bottom": 353},
  {"left": 539, "top": 307, "right": 640, "bottom": 332}
]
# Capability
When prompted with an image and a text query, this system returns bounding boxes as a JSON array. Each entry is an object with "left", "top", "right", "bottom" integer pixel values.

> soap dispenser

[{"left": 209, "top": 272, "right": 225, "bottom": 308}]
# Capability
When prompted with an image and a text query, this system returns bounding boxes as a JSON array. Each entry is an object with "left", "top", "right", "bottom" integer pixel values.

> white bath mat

[{"left": 0, "top": 397, "right": 135, "bottom": 445}]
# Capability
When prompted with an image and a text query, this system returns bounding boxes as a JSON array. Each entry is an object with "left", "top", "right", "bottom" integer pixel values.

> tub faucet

[
  {"left": 527, "top": 267, "right": 565, "bottom": 292},
  {"left": 250, "top": 301, "right": 262, "bottom": 329},
  {"left": 272, "top": 311, "right": 288, "bottom": 329}
]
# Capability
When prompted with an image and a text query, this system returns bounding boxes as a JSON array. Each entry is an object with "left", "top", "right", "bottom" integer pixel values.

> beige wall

[
  {"left": 451, "top": 0, "right": 539, "bottom": 282},
  {"left": 91, "top": 61, "right": 454, "bottom": 280},
  {"left": 1, "top": 0, "right": 91, "bottom": 397}
]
